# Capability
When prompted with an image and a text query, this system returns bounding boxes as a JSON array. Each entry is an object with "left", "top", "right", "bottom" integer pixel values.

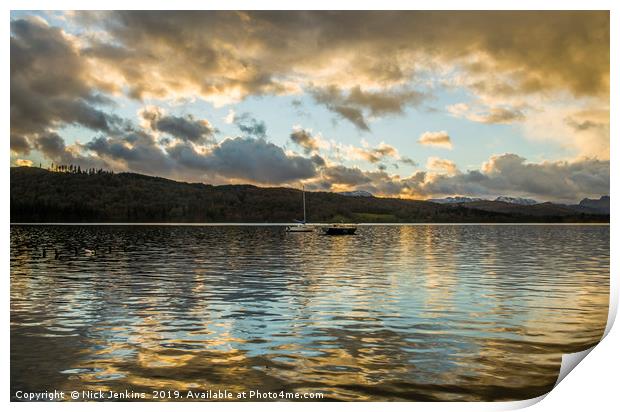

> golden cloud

[
  {"left": 73, "top": 11, "right": 608, "bottom": 110},
  {"left": 418, "top": 131, "right": 453, "bottom": 149}
]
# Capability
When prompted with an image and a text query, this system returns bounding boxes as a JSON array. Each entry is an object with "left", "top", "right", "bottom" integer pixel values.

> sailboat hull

[
  {"left": 321, "top": 225, "right": 357, "bottom": 235},
  {"left": 286, "top": 225, "right": 314, "bottom": 233}
]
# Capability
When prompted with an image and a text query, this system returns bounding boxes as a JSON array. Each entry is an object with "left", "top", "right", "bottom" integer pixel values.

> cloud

[
  {"left": 10, "top": 134, "right": 31, "bottom": 154},
  {"left": 474, "top": 154, "right": 609, "bottom": 201},
  {"left": 9, "top": 11, "right": 610, "bottom": 201},
  {"left": 15, "top": 159, "right": 33, "bottom": 167},
  {"left": 73, "top": 11, "right": 608, "bottom": 105},
  {"left": 399, "top": 157, "right": 418, "bottom": 167},
  {"left": 564, "top": 110, "right": 609, "bottom": 133},
  {"left": 310, "top": 154, "right": 326, "bottom": 166},
  {"left": 523, "top": 105, "right": 609, "bottom": 159},
  {"left": 321, "top": 165, "right": 372, "bottom": 187},
  {"left": 290, "top": 128, "right": 320, "bottom": 154},
  {"left": 20, "top": 130, "right": 110, "bottom": 171},
  {"left": 84, "top": 127, "right": 317, "bottom": 184},
  {"left": 10, "top": 17, "right": 120, "bottom": 145},
  {"left": 418, "top": 131, "right": 452, "bottom": 149},
  {"left": 409, "top": 154, "right": 608, "bottom": 203},
  {"left": 479, "top": 107, "right": 525, "bottom": 124},
  {"left": 309, "top": 85, "right": 425, "bottom": 130},
  {"left": 34, "top": 132, "right": 67, "bottom": 158},
  {"left": 446, "top": 103, "right": 469, "bottom": 118},
  {"left": 12, "top": 104, "right": 609, "bottom": 202},
  {"left": 224, "top": 109, "right": 235, "bottom": 124},
  {"left": 233, "top": 113, "right": 267, "bottom": 139},
  {"left": 84, "top": 129, "right": 172, "bottom": 175},
  {"left": 447, "top": 103, "right": 525, "bottom": 124},
  {"left": 288, "top": 133, "right": 414, "bottom": 171},
  {"left": 10, "top": 12, "right": 610, "bottom": 167},
  {"left": 307, "top": 153, "right": 609, "bottom": 203},
  {"left": 370, "top": 143, "right": 398, "bottom": 158},
  {"left": 140, "top": 107, "right": 216, "bottom": 143},
  {"left": 350, "top": 142, "right": 399, "bottom": 163},
  {"left": 426, "top": 157, "right": 459, "bottom": 175},
  {"left": 198, "top": 137, "right": 317, "bottom": 183},
  {"left": 289, "top": 134, "right": 414, "bottom": 170},
  {"left": 74, "top": 11, "right": 304, "bottom": 105}
]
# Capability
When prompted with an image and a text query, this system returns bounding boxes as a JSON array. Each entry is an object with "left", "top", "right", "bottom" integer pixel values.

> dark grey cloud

[
  {"left": 233, "top": 113, "right": 267, "bottom": 139},
  {"left": 85, "top": 129, "right": 176, "bottom": 176},
  {"left": 25, "top": 131, "right": 110, "bottom": 170},
  {"left": 479, "top": 154, "right": 608, "bottom": 200},
  {"left": 10, "top": 17, "right": 120, "bottom": 148},
  {"left": 321, "top": 165, "right": 372, "bottom": 186},
  {"left": 412, "top": 154, "right": 609, "bottom": 202},
  {"left": 290, "top": 128, "right": 320, "bottom": 154},
  {"left": 330, "top": 105, "right": 369, "bottom": 131},
  {"left": 203, "top": 137, "right": 316, "bottom": 183},
  {"left": 141, "top": 108, "right": 216, "bottom": 143},
  {"left": 84, "top": 129, "right": 317, "bottom": 185},
  {"left": 310, "top": 85, "right": 426, "bottom": 130},
  {"left": 400, "top": 157, "right": 418, "bottom": 167},
  {"left": 34, "top": 132, "right": 66, "bottom": 158},
  {"left": 311, "top": 154, "right": 326, "bottom": 166},
  {"left": 166, "top": 137, "right": 318, "bottom": 184},
  {"left": 10, "top": 134, "right": 31, "bottom": 154}
]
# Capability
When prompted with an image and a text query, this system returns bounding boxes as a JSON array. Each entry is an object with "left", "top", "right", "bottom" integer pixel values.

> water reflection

[{"left": 10, "top": 225, "right": 609, "bottom": 401}]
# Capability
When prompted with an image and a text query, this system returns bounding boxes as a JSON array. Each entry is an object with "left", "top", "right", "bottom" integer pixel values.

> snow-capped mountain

[
  {"left": 338, "top": 190, "right": 374, "bottom": 198},
  {"left": 428, "top": 196, "right": 484, "bottom": 204},
  {"left": 494, "top": 196, "right": 538, "bottom": 205},
  {"left": 429, "top": 195, "right": 540, "bottom": 205}
]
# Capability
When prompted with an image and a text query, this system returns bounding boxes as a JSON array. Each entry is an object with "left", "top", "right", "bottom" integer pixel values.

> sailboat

[{"left": 286, "top": 186, "right": 314, "bottom": 232}]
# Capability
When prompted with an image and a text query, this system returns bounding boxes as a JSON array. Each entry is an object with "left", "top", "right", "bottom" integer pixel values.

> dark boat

[{"left": 321, "top": 224, "right": 357, "bottom": 235}]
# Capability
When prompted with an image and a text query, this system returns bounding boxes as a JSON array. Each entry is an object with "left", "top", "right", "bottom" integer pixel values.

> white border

[
  {"left": 2, "top": 0, "right": 618, "bottom": 10},
  {"left": 3, "top": 1, "right": 617, "bottom": 411}
]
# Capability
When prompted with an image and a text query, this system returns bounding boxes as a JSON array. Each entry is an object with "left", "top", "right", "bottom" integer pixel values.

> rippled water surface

[{"left": 10, "top": 225, "right": 609, "bottom": 401}]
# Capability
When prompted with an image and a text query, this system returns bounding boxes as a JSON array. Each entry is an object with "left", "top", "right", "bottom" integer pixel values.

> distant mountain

[
  {"left": 429, "top": 196, "right": 484, "bottom": 204},
  {"left": 338, "top": 190, "right": 374, "bottom": 197},
  {"left": 430, "top": 195, "right": 540, "bottom": 205},
  {"left": 461, "top": 200, "right": 586, "bottom": 217},
  {"left": 578, "top": 195, "right": 610, "bottom": 214},
  {"left": 10, "top": 167, "right": 608, "bottom": 223},
  {"left": 494, "top": 196, "right": 538, "bottom": 205}
]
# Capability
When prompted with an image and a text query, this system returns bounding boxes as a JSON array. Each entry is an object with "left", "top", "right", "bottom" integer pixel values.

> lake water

[{"left": 10, "top": 224, "right": 609, "bottom": 401}]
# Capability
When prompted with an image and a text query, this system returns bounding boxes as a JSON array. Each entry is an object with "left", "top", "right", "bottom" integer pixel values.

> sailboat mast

[{"left": 302, "top": 185, "right": 306, "bottom": 223}]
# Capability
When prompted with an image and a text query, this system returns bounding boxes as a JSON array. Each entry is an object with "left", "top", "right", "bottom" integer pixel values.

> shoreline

[{"left": 9, "top": 222, "right": 611, "bottom": 226}]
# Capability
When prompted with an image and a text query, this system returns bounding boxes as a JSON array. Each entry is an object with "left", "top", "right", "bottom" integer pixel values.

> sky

[{"left": 9, "top": 11, "right": 609, "bottom": 203}]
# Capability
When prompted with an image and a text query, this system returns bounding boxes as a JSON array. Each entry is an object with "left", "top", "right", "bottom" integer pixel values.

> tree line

[
  {"left": 48, "top": 163, "right": 113, "bottom": 176},
  {"left": 10, "top": 167, "right": 609, "bottom": 224}
]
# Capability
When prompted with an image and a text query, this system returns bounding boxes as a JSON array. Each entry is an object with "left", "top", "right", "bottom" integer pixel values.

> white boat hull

[{"left": 286, "top": 225, "right": 314, "bottom": 233}]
